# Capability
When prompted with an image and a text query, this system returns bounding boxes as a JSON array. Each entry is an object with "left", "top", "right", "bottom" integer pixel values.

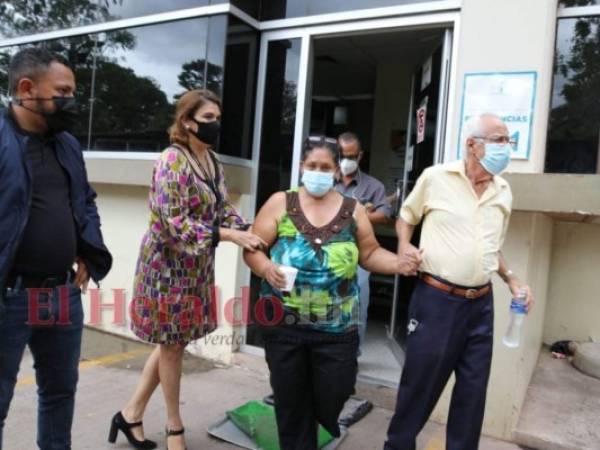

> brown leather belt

[{"left": 419, "top": 273, "right": 491, "bottom": 300}]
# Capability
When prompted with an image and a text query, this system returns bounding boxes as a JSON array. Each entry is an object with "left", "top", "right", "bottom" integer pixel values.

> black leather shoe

[{"left": 108, "top": 411, "right": 157, "bottom": 449}]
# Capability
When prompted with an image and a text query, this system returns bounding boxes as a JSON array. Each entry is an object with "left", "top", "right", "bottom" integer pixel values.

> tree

[
  {"left": 85, "top": 60, "right": 172, "bottom": 150},
  {"left": 0, "top": 0, "right": 135, "bottom": 109},
  {"left": 547, "top": 16, "right": 600, "bottom": 172},
  {"left": 551, "top": 17, "right": 600, "bottom": 140},
  {"left": 177, "top": 59, "right": 224, "bottom": 96},
  {"left": 0, "top": 0, "right": 123, "bottom": 38},
  {"left": 0, "top": 0, "right": 175, "bottom": 151}
]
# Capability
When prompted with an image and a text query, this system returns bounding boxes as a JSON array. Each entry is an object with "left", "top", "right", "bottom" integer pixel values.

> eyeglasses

[
  {"left": 473, "top": 135, "right": 517, "bottom": 147},
  {"left": 307, "top": 135, "right": 338, "bottom": 145}
]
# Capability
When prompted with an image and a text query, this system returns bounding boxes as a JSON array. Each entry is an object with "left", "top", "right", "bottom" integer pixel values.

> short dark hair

[
  {"left": 338, "top": 131, "right": 362, "bottom": 151},
  {"left": 302, "top": 135, "right": 340, "bottom": 164},
  {"left": 8, "top": 47, "right": 72, "bottom": 96}
]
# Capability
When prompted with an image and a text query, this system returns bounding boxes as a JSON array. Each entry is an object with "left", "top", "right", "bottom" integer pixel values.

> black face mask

[
  {"left": 16, "top": 96, "right": 79, "bottom": 134},
  {"left": 189, "top": 118, "right": 220, "bottom": 147}
]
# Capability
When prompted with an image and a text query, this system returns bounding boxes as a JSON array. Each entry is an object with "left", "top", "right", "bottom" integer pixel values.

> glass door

[
  {"left": 243, "top": 30, "right": 311, "bottom": 348},
  {"left": 388, "top": 29, "right": 453, "bottom": 353},
  {"left": 242, "top": 13, "right": 458, "bottom": 355}
]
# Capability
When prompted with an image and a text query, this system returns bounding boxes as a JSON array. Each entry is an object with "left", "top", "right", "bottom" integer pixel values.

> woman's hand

[
  {"left": 397, "top": 243, "right": 424, "bottom": 276},
  {"left": 263, "top": 262, "right": 287, "bottom": 290},
  {"left": 223, "top": 228, "right": 268, "bottom": 252}
]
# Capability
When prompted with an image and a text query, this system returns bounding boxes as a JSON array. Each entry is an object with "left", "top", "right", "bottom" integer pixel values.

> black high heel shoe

[
  {"left": 108, "top": 411, "right": 158, "bottom": 449},
  {"left": 165, "top": 427, "right": 187, "bottom": 450}
]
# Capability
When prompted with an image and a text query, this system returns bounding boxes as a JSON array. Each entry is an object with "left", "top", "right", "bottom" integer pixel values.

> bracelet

[{"left": 211, "top": 225, "right": 220, "bottom": 247}]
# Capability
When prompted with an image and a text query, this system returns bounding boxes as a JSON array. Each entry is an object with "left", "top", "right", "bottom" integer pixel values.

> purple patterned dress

[{"left": 130, "top": 146, "right": 247, "bottom": 344}]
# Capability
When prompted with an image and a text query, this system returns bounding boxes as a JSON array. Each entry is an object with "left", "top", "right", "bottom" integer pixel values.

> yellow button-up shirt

[{"left": 400, "top": 160, "right": 512, "bottom": 287}]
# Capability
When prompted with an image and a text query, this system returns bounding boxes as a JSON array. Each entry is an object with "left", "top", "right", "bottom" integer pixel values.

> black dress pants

[
  {"left": 384, "top": 280, "right": 494, "bottom": 450},
  {"left": 264, "top": 326, "right": 358, "bottom": 450}
]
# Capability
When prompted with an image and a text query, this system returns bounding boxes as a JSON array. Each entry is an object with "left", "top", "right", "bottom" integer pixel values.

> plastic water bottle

[{"left": 502, "top": 289, "right": 528, "bottom": 348}]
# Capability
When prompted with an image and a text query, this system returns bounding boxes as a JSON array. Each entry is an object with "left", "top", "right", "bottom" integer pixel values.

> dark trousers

[
  {"left": 384, "top": 280, "right": 494, "bottom": 450},
  {"left": 0, "top": 282, "right": 83, "bottom": 450},
  {"left": 264, "top": 326, "right": 358, "bottom": 450}
]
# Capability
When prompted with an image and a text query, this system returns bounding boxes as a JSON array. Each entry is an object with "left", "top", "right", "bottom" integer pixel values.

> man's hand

[
  {"left": 397, "top": 243, "right": 424, "bottom": 276},
  {"left": 74, "top": 257, "right": 90, "bottom": 294},
  {"left": 508, "top": 277, "right": 534, "bottom": 312}
]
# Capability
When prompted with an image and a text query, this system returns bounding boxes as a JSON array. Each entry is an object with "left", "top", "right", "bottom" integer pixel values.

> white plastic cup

[{"left": 279, "top": 265, "right": 298, "bottom": 292}]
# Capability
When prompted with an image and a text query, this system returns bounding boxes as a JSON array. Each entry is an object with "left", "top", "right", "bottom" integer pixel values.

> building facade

[{"left": 2, "top": 0, "right": 600, "bottom": 442}]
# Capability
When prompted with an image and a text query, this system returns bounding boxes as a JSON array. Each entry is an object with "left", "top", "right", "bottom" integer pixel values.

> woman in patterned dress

[
  {"left": 244, "top": 136, "right": 415, "bottom": 450},
  {"left": 108, "top": 89, "right": 266, "bottom": 450}
]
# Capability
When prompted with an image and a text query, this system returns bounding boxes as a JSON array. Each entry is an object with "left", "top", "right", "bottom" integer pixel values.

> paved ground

[
  {"left": 4, "top": 328, "right": 525, "bottom": 450},
  {"left": 515, "top": 350, "right": 600, "bottom": 450}
]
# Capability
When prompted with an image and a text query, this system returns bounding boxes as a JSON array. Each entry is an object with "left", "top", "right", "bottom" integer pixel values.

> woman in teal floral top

[
  {"left": 244, "top": 136, "right": 410, "bottom": 450},
  {"left": 109, "top": 90, "right": 265, "bottom": 450}
]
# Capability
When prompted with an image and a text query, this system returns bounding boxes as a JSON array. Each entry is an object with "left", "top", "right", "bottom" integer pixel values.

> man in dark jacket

[{"left": 0, "top": 48, "right": 112, "bottom": 450}]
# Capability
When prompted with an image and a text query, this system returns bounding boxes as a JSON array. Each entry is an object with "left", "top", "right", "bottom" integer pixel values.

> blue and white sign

[{"left": 457, "top": 71, "right": 537, "bottom": 160}]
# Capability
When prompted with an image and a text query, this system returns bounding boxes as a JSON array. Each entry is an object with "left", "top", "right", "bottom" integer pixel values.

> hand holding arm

[
  {"left": 395, "top": 218, "right": 423, "bottom": 276},
  {"left": 243, "top": 193, "right": 287, "bottom": 290}
]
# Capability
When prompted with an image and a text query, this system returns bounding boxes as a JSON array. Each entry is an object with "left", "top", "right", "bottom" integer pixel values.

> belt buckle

[{"left": 465, "top": 288, "right": 478, "bottom": 299}]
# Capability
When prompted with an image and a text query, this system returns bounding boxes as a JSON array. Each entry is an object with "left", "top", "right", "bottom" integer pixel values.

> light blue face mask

[
  {"left": 479, "top": 143, "right": 511, "bottom": 175},
  {"left": 301, "top": 170, "right": 334, "bottom": 197}
]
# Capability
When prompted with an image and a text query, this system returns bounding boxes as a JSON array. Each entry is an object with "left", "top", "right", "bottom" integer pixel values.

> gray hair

[{"left": 461, "top": 113, "right": 502, "bottom": 158}]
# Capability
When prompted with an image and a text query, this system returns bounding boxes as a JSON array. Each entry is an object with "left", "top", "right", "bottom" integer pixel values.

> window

[
  {"left": 246, "top": 38, "right": 301, "bottom": 347},
  {"left": 103, "top": 0, "right": 224, "bottom": 20},
  {"left": 1, "top": 16, "right": 229, "bottom": 153},
  {"left": 546, "top": 17, "right": 600, "bottom": 173},
  {"left": 220, "top": 16, "right": 259, "bottom": 159},
  {"left": 260, "top": 0, "right": 443, "bottom": 21},
  {"left": 255, "top": 39, "right": 301, "bottom": 208},
  {"left": 0, "top": 1, "right": 227, "bottom": 39},
  {"left": 559, "top": 1, "right": 600, "bottom": 7}
]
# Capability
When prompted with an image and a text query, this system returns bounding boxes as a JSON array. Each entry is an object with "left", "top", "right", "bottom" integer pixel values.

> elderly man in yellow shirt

[{"left": 384, "top": 113, "right": 534, "bottom": 450}]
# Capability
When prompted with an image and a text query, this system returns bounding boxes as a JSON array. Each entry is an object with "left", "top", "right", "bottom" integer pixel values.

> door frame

[{"left": 240, "top": 10, "right": 461, "bottom": 357}]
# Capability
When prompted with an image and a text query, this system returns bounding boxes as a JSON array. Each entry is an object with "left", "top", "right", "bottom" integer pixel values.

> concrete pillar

[{"left": 447, "top": 0, "right": 559, "bottom": 174}]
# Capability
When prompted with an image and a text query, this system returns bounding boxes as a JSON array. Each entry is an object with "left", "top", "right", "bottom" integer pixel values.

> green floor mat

[{"left": 226, "top": 400, "right": 334, "bottom": 450}]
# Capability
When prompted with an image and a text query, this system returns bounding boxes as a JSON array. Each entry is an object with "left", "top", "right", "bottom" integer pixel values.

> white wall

[
  {"left": 544, "top": 222, "right": 600, "bottom": 344},
  {"left": 447, "top": 0, "right": 559, "bottom": 173}
]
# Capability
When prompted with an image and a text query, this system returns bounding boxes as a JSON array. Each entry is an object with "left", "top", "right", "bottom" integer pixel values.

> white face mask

[
  {"left": 339, "top": 158, "right": 359, "bottom": 176},
  {"left": 301, "top": 170, "right": 334, "bottom": 197}
]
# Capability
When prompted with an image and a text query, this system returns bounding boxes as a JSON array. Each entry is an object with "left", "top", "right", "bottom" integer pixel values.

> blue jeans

[
  {"left": 357, "top": 267, "right": 370, "bottom": 349},
  {"left": 0, "top": 280, "right": 83, "bottom": 450}
]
